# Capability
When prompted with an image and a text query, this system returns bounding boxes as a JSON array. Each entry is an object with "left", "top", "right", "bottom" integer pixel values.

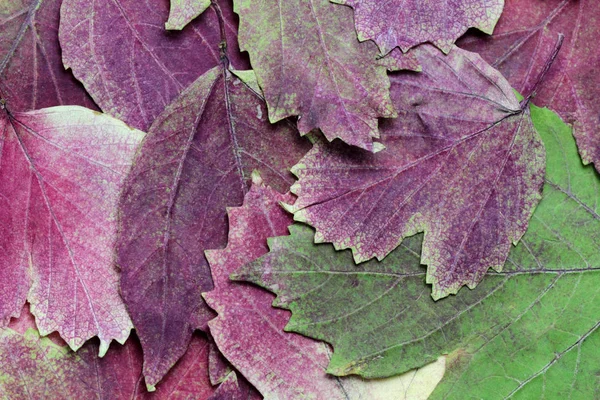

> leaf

[
  {"left": 330, "top": 0, "right": 504, "bottom": 54},
  {"left": 165, "top": 0, "right": 211, "bottom": 30},
  {"left": 234, "top": 105, "right": 600, "bottom": 398},
  {"left": 0, "top": 105, "right": 144, "bottom": 355},
  {"left": 203, "top": 175, "right": 445, "bottom": 399},
  {"left": 59, "top": 0, "right": 248, "bottom": 131},
  {"left": 459, "top": 0, "right": 600, "bottom": 172},
  {"left": 116, "top": 66, "right": 310, "bottom": 389},
  {"left": 0, "top": 0, "right": 97, "bottom": 111},
  {"left": 287, "top": 45, "right": 545, "bottom": 298},
  {"left": 234, "top": 0, "right": 396, "bottom": 151},
  {"left": 2, "top": 304, "right": 259, "bottom": 398}
]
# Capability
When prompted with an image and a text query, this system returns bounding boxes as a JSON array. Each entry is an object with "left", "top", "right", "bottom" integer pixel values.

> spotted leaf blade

[
  {"left": 459, "top": 0, "right": 600, "bottom": 173},
  {"left": 165, "top": 0, "right": 211, "bottom": 30},
  {"left": 234, "top": 0, "right": 396, "bottom": 151},
  {"left": 235, "top": 106, "right": 600, "bottom": 397},
  {"left": 331, "top": 0, "right": 504, "bottom": 54},
  {"left": 288, "top": 45, "right": 545, "bottom": 298},
  {"left": 117, "top": 66, "right": 310, "bottom": 389},
  {"left": 204, "top": 176, "right": 445, "bottom": 399}
]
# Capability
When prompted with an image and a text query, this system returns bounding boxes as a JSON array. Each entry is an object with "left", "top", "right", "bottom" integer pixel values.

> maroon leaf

[
  {"left": 234, "top": 0, "right": 396, "bottom": 151},
  {"left": 0, "top": 0, "right": 96, "bottom": 111},
  {"left": 459, "top": 0, "right": 600, "bottom": 172},
  {"left": 3, "top": 305, "right": 235, "bottom": 398},
  {"left": 59, "top": 0, "right": 249, "bottom": 131},
  {"left": 287, "top": 45, "right": 545, "bottom": 299},
  {"left": 0, "top": 105, "right": 144, "bottom": 354},
  {"left": 331, "top": 0, "right": 504, "bottom": 54},
  {"left": 116, "top": 66, "right": 310, "bottom": 389}
]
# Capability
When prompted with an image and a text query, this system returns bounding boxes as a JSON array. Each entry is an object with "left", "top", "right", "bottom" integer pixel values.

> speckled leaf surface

[
  {"left": 59, "top": 0, "right": 248, "bottom": 131},
  {"left": 0, "top": 106, "right": 143, "bottom": 355},
  {"left": 331, "top": 0, "right": 504, "bottom": 54},
  {"left": 0, "top": 0, "right": 97, "bottom": 111},
  {"left": 204, "top": 176, "right": 445, "bottom": 399},
  {"left": 165, "top": 0, "right": 211, "bottom": 30},
  {"left": 234, "top": 0, "right": 396, "bottom": 151},
  {"left": 459, "top": 0, "right": 600, "bottom": 173},
  {"left": 1, "top": 307, "right": 231, "bottom": 398},
  {"left": 288, "top": 45, "right": 545, "bottom": 298},
  {"left": 117, "top": 66, "right": 310, "bottom": 389},
  {"left": 236, "top": 106, "right": 600, "bottom": 398}
]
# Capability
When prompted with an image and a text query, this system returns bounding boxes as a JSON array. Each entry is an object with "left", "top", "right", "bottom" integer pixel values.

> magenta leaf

[
  {"left": 234, "top": 0, "right": 396, "bottom": 151},
  {"left": 331, "top": 0, "right": 504, "bottom": 54},
  {"left": 288, "top": 45, "right": 545, "bottom": 299},
  {"left": 59, "top": 0, "right": 248, "bottom": 131},
  {"left": 459, "top": 0, "right": 600, "bottom": 172},
  {"left": 0, "top": 106, "right": 144, "bottom": 354},
  {"left": 0, "top": 0, "right": 96, "bottom": 111},
  {"left": 116, "top": 65, "right": 310, "bottom": 389}
]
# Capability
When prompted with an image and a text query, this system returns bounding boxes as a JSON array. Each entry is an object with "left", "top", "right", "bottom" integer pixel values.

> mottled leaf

[
  {"left": 235, "top": 106, "right": 600, "bottom": 398},
  {"left": 0, "top": 0, "right": 96, "bottom": 111},
  {"left": 0, "top": 105, "right": 144, "bottom": 355},
  {"left": 166, "top": 0, "right": 211, "bottom": 30},
  {"left": 2, "top": 305, "right": 257, "bottom": 398},
  {"left": 287, "top": 45, "right": 545, "bottom": 298},
  {"left": 459, "top": 0, "right": 600, "bottom": 173},
  {"left": 234, "top": 0, "right": 396, "bottom": 151},
  {"left": 59, "top": 0, "right": 248, "bottom": 131},
  {"left": 331, "top": 0, "right": 504, "bottom": 54},
  {"left": 204, "top": 175, "right": 445, "bottom": 399},
  {"left": 117, "top": 66, "right": 310, "bottom": 389}
]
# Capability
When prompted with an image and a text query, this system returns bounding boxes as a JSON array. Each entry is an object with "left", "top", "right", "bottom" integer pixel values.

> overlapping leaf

[
  {"left": 59, "top": 0, "right": 248, "bottom": 131},
  {"left": 236, "top": 106, "right": 600, "bottom": 398},
  {"left": 204, "top": 175, "right": 445, "bottom": 399},
  {"left": 331, "top": 0, "right": 504, "bottom": 54},
  {"left": 116, "top": 66, "right": 310, "bottom": 389},
  {"left": 166, "top": 0, "right": 211, "bottom": 30},
  {"left": 1, "top": 306, "right": 256, "bottom": 398},
  {"left": 287, "top": 45, "right": 545, "bottom": 298},
  {"left": 234, "top": 0, "right": 396, "bottom": 151},
  {"left": 0, "top": 106, "right": 144, "bottom": 355},
  {"left": 0, "top": 0, "right": 96, "bottom": 111},
  {"left": 459, "top": 0, "right": 600, "bottom": 172}
]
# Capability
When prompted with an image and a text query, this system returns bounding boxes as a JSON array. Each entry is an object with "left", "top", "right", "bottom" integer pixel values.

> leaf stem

[
  {"left": 521, "top": 34, "right": 564, "bottom": 109},
  {"left": 211, "top": 0, "right": 229, "bottom": 67}
]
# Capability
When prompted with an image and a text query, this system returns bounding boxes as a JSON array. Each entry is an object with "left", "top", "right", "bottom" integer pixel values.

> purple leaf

[
  {"left": 288, "top": 45, "right": 545, "bottom": 299},
  {"left": 116, "top": 66, "right": 310, "bottom": 389},
  {"left": 0, "top": 0, "right": 97, "bottom": 111},
  {"left": 0, "top": 106, "right": 144, "bottom": 355},
  {"left": 331, "top": 0, "right": 504, "bottom": 54},
  {"left": 234, "top": 0, "right": 396, "bottom": 151},
  {"left": 459, "top": 0, "right": 600, "bottom": 172},
  {"left": 59, "top": 0, "right": 249, "bottom": 131}
]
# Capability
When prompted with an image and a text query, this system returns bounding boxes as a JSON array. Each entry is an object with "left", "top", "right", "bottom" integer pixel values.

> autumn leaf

[
  {"left": 459, "top": 0, "right": 600, "bottom": 173},
  {"left": 116, "top": 66, "right": 310, "bottom": 389},
  {"left": 165, "top": 0, "right": 211, "bottom": 30},
  {"left": 204, "top": 173, "right": 445, "bottom": 399},
  {"left": 0, "top": 105, "right": 144, "bottom": 356},
  {"left": 59, "top": 0, "right": 248, "bottom": 131},
  {"left": 234, "top": 0, "right": 396, "bottom": 151},
  {"left": 0, "top": 0, "right": 96, "bottom": 111},
  {"left": 235, "top": 106, "right": 600, "bottom": 397},
  {"left": 331, "top": 0, "right": 504, "bottom": 54},
  {"left": 1, "top": 305, "right": 257, "bottom": 398},
  {"left": 287, "top": 45, "right": 545, "bottom": 298}
]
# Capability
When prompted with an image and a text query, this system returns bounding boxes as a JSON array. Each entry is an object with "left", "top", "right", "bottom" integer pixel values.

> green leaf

[{"left": 233, "top": 105, "right": 600, "bottom": 399}]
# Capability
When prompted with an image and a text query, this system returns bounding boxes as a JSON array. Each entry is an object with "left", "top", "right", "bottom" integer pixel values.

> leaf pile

[{"left": 0, "top": 0, "right": 598, "bottom": 398}]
